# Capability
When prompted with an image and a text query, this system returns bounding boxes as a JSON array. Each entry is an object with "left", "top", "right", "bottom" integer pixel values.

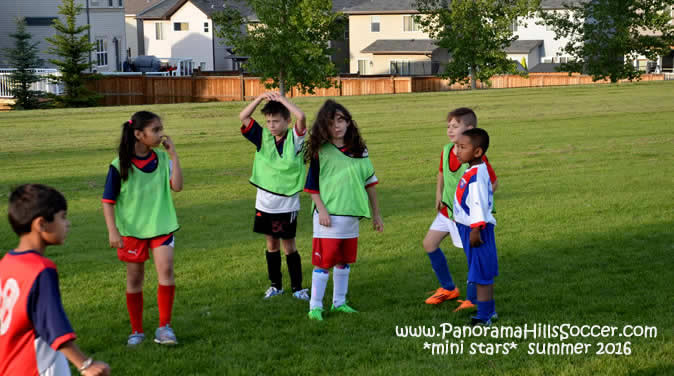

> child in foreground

[{"left": 1, "top": 184, "right": 110, "bottom": 375}]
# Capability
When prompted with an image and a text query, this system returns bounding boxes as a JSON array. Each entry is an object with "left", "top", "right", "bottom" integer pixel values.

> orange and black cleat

[{"left": 425, "top": 287, "right": 460, "bottom": 304}]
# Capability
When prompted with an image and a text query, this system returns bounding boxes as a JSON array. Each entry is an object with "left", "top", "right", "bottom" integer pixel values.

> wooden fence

[{"left": 88, "top": 73, "right": 666, "bottom": 106}]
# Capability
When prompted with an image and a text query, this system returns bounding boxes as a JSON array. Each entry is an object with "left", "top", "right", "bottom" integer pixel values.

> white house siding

[
  {"left": 126, "top": 15, "right": 140, "bottom": 58},
  {"left": 0, "top": 0, "right": 124, "bottom": 72},
  {"left": 143, "top": 2, "right": 214, "bottom": 70},
  {"left": 349, "top": 14, "right": 430, "bottom": 74},
  {"left": 515, "top": 14, "right": 573, "bottom": 64}
]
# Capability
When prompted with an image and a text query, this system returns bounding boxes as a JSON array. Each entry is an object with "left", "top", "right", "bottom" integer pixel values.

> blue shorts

[{"left": 457, "top": 223, "right": 498, "bottom": 285}]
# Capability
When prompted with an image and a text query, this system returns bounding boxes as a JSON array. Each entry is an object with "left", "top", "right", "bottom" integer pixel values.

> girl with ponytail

[{"left": 101, "top": 111, "right": 183, "bottom": 346}]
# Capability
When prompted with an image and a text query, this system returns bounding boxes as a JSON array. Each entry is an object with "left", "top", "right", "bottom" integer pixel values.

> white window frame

[
  {"left": 155, "top": 22, "right": 165, "bottom": 40},
  {"left": 204, "top": 22, "right": 209, "bottom": 33},
  {"left": 403, "top": 15, "right": 420, "bottom": 32},
  {"left": 371, "top": 16, "right": 380, "bottom": 32},
  {"left": 357, "top": 59, "right": 370, "bottom": 75},
  {"left": 509, "top": 19, "right": 518, "bottom": 32},
  {"left": 389, "top": 59, "right": 411, "bottom": 76},
  {"left": 95, "top": 38, "right": 108, "bottom": 67}
]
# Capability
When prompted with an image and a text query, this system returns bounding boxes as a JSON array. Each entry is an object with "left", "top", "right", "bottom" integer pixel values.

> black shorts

[{"left": 253, "top": 210, "right": 298, "bottom": 239}]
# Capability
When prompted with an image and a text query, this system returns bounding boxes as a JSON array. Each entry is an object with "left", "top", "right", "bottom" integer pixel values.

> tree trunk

[
  {"left": 470, "top": 66, "right": 477, "bottom": 90},
  {"left": 279, "top": 70, "right": 286, "bottom": 97}
]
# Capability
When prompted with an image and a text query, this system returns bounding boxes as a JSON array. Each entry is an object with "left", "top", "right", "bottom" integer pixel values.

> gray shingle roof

[
  {"left": 125, "top": 0, "right": 163, "bottom": 15},
  {"left": 334, "top": 0, "right": 417, "bottom": 13},
  {"left": 361, "top": 39, "right": 438, "bottom": 54},
  {"left": 139, "top": 0, "right": 255, "bottom": 20},
  {"left": 528, "top": 63, "right": 562, "bottom": 73},
  {"left": 505, "top": 39, "right": 543, "bottom": 53}
]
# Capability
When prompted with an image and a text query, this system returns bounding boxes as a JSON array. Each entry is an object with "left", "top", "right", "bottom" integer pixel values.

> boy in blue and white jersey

[{"left": 453, "top": 128, "right": 498, "bottom": 326}]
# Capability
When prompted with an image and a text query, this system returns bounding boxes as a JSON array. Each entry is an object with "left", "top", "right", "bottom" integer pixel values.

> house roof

[
  {"left": 125, "top": 0, "right": 163, "bottom": 15},
  {"left": 505, "top": 39, "right": 543, "bottom": 54},
  {"left": 361, "top": 39, "right": 438, "bottom": 54},
  {"left": 139, "top": 0, "right": 256, "bottom": 20},
  {"left": 333, "top": 0, "right": 588, "bottom": 14},
  {"left": 334, "top": 0, "right": 418, "bottom": 14},
  {"left": 528, "top": 63, "right": 563, "bottom": 73}
]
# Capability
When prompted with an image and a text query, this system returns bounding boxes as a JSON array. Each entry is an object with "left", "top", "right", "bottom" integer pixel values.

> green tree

[
  {"left": 416, "top": 0, "right": 540, "bottom": 89},
  {"left": 3, "top": 18, "right": 44, "bottom": 110},
  {"left": 46, "top": 0, "right": 100, "bottom": 107},
  {"left": 213, "top": 0, "right": 344, "bottom": 96},
  {"left": 540, "top": 0, "right": 674, "bottom": 82}
]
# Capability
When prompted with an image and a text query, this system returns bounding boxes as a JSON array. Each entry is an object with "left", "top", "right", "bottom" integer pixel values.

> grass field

[{"left": 1, "top": 82, "right": 673, "bottom": 375}]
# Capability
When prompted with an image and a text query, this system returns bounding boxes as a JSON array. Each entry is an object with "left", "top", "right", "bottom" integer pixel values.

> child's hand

[
  {"left": 162, "top": 135, "right": 176, "bottom": 155},
  {"left": 109, "top": 229, "right": 123, "bottom": 249},
  {"left": 318, "top": 210, "right": 331, "bottom": 227},
  {"left": 435, "top": 199, "right": 445, "bottom": 212},
  {"left": 82, "top": 361, "right": 110, "bottom": 376},
  {"left": 372, "top": 214, "right": 384, "bottom": 232},
  {"left": 469, "top": 227, "right": 483, "bottom": 247}
]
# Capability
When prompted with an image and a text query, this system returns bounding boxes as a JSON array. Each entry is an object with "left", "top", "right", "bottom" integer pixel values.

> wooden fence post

[
  {"left": 141, "top": 74, "right": 147, "bottom": 105},
  {"left": 240, "top": 74, "right": 245, "bottom": 101}
]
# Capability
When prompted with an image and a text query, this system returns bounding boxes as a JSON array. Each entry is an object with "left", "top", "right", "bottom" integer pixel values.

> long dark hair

[
  {"left": 304, "top": 99, "right": 366, "bottom": 162},
  {"left": 118, "top": 111, "right": 160, "bottom": 181}
]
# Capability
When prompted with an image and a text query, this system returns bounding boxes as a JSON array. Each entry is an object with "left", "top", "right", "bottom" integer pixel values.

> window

[
  {"left": 119, "top": 0, "right": 123, "bottom": 6},
  {"left": 371, "top": 16, "right": 380, "bottom": 32},
  {"left": 546, "top": 23, "right": 554, "bottom": 31},
  {"left": 344, "top": 30, "right": 349, "bottom": 40},
  {"left": 390, "top": 60, "right": 411, "bottom": 76},
  {"left": 204, "top": 22, "right": 209, "bottom": 32},
  {"left": 543, "top": 57, "right": 553, "bottom": 63},
  {"left": 96, "top": 39, "right": 108, "bottom": 66},
  {"left": 174, "top": 22, "right": 189, "bottom": 31},
  {"left": 358, "top": 59, "right": 370, "bottom": 75},
  {"left": 509, "top": 19, "right": 518, "bottom": 32},
  {"left": 403, "top": 15, "right": 420, "bottom": 32},
  {"left": 25, "top": 17, "right": 57, "bottom": 26},
  {"left": 155, "top": 23, "right": 165, "bottom": 40},
  {"left": 108, "top": 0, "right": 113, "bottom": 6}
]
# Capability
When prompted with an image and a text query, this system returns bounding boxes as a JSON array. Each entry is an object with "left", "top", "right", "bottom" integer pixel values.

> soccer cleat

[
  {"left": 292, "top": 288, "right": 310, "bottom": 301},
  {"left": 330, "top": 303, "right": 358, "bottom": 313},
  {"left": 453, "top": 299, "right": 476, "bottom": 312},
  {"left": 154, "top": 325, "right": 178, "bottom": 345},
  {"left": 424, "top": 287, "right": 460, "bottom": 304},
  {"left": 307, "top": 308, "right": 324, "bottom": 321},
  {"left": 127, "top": 332, "right": 145, "bottom": 347},
  {"left": 263, "top": 286, "right": 284, "bottom": 299},
  {"left": 470, "top": 312, "right": 498, "bottom": 327}
]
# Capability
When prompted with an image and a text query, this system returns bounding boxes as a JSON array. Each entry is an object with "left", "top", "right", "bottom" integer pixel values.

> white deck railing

[{"left": 0, "top": 68, "right": 63, "bottom": 98}]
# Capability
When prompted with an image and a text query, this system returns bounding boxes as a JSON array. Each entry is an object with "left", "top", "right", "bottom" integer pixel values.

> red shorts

[
  {"left": 117, "top": 233, "right": 174, "bottom": 263},
  {"left": 311, "top": 237, "right": 358, "bottom": 269}
]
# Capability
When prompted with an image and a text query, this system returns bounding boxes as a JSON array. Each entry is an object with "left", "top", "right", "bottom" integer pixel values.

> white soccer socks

[
  {"left": 310, "top": 269, "right": 329, "bottom": 310},
  {"left": 332, "top": 266, "right": 350, "bottom": 308}
]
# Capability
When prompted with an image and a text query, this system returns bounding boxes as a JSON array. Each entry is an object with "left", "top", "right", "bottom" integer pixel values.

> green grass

[{"left": 1, "top": 82, "right": 673, "bottom": 375}]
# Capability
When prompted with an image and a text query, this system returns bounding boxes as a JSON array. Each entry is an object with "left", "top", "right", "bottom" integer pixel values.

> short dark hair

[
  {"left": 462, "top": 128, "right": 489, "bottom": 154},
  {"left": 261, "top": 100, "right": 291, "bottom": 120},
  {"left": 448, "top": 107, "right": 477, "bottom": 127},
  {"left": 8, "top": 184, "right": 67, "bottom": 235}
]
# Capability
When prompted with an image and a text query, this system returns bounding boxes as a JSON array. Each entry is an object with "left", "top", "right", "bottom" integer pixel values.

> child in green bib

[
  {"left": 102, "top": 111, "right": 183, "bottom": 346},
  {"left": 239, "top": 92, "right": 310, "bottom": 300},
  {"left": 303, "top": 100, "right": 384, "bottom": 321}
]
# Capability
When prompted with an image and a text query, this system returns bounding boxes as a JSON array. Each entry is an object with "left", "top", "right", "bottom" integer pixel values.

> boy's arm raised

[
  {"left": 239, "top": 93, "right": 269, "bottom": 126},
  {"left": 274, "top": 94, "right": 306, "bottom": 133}
]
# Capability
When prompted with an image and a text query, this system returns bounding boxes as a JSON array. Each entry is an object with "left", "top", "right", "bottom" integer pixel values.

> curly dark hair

[{"left": 304, "top": 99, "right": 366, "bottom": 162}]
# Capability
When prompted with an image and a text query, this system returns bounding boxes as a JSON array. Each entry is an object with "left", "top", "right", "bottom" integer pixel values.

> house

[
  {"left": 334, "top": 0, "right": 583, "bottom": 75},
  {"left": 137, "top": 0, "right": 256, "bottom": 71},
  {"left": 0, "top": 0, "right": 126, "bottom": 72},
  {"left": 125, "top": 0, "right": 162, "bottom": 59}
]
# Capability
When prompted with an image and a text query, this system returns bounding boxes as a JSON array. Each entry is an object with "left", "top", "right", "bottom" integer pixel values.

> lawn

[{"left": 1, "top": 81, "right": 673, "bottom": 375}]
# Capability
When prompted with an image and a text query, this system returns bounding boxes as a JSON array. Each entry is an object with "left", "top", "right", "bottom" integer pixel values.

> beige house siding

[{"left": 349, "top": 14, "right": 433, "bottom": 75}]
